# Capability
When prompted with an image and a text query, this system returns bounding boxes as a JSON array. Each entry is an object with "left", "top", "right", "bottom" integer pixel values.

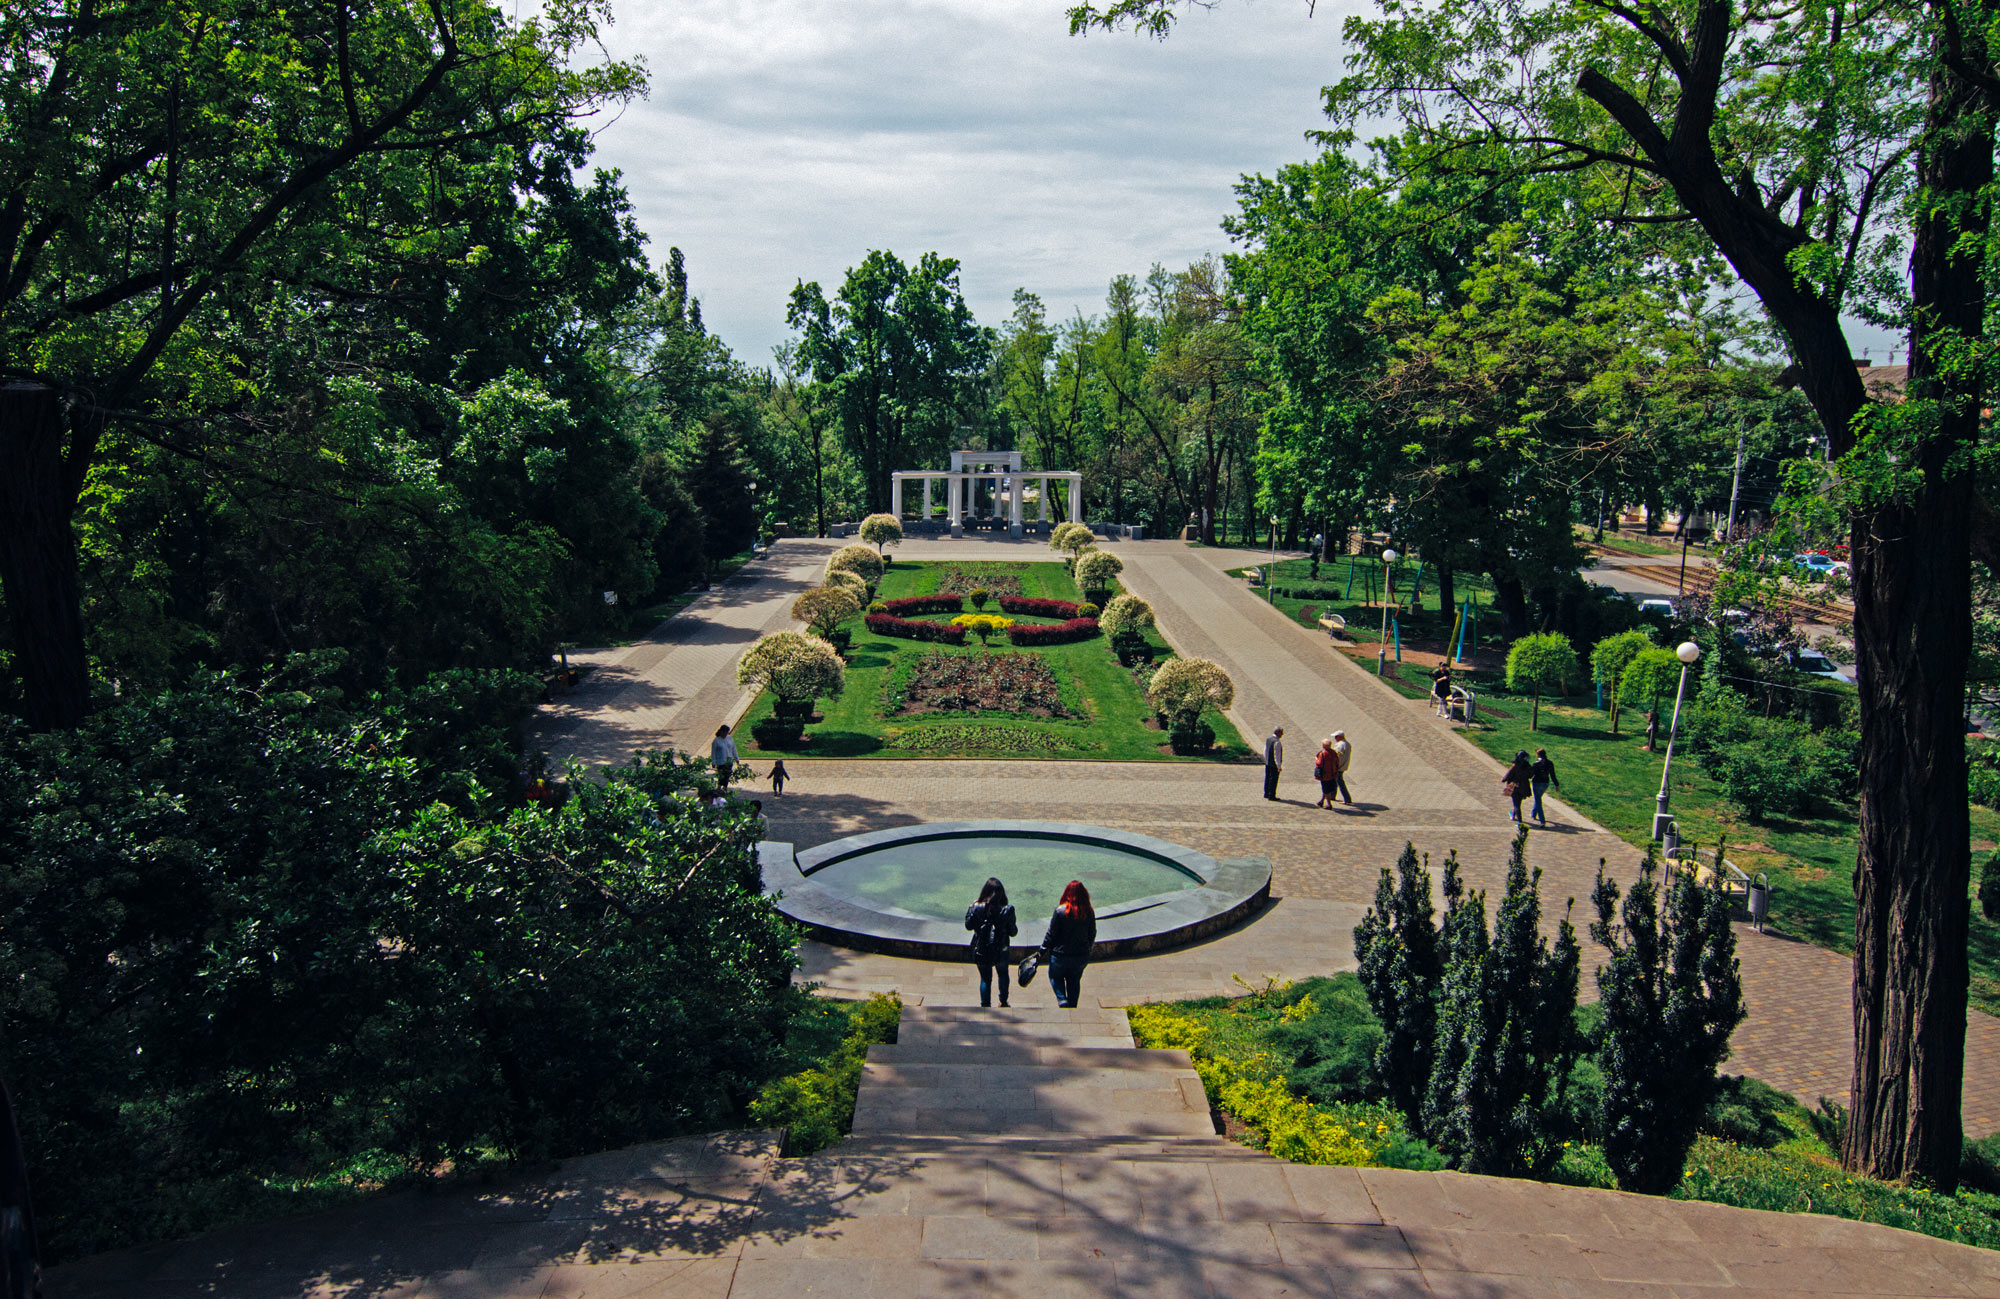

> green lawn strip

[
  {"left": 1138, "top": 979, "right": 2000, "bottom": 1250},
  {"left": 736, "top": 558, "right": 1249, "bottom": 763},
  {"left": 748, "top": 994, "right": 902, "bottom": 1157},
  {"left": 1224, "top": 556, "right": 1506, "bottom": 656},
  {"left": 1441, "top": 677, "right": 2000, "bottom": 1017}
]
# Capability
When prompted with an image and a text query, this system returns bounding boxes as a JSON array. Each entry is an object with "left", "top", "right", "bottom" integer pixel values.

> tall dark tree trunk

[
  {"left": 0, "top": 383, "right": 102, "bottom": 731},
  {"left": 1491, "top": 572, "right": 1528, "bottom": 636},
  {"left": 1842, "top": 28, "right": 1990, "bottom": 1190},
  {"left": 1437, "top": 561, "right": 1456, "bottom": 642}
]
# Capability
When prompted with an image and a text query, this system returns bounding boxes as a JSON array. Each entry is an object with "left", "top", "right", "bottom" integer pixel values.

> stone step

[
  {"left": 868, "top": 1043, "right": 1192, "bottom": 1069},
  {"left": 897, "top": 1033, "right": 1135, "bottom": 1049},
  {"left": 851, "top": 1105, "right": 1219, "bottom": 1139},
  {"left": 906, "top": 1005, "right": 1132, "bottom": 1026},
  {"left": 835, "top": 1133, "right": 1268, "bottom": 1160}
]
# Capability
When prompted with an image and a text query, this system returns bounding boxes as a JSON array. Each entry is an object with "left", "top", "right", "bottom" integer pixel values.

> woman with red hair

[{"left": 1037, "top": 880, "right": 1097, "bottom": 1009}]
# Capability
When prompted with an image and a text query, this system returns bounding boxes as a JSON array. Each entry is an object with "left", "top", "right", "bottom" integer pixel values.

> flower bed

[
  {"left": 997, "top": 596, "right": 1080, "bottom": 619},
  {"left": 894, "top": 651, "right": 1070, "bottom": 716},
  {"left": 939, "top": 567, "right": 1024, "bottom": 596},
  {"left": 1008, "top": 617, "right": 1099, "bottom": 646},
  {"left": 885, "top": 725, "right": 1086, "bottom": 755},
  {"left": 879, "top": 594, "right": 964, "bottom": 617},
  {"left": 866, "top": 613, "right": 967, "bottom": 644}
]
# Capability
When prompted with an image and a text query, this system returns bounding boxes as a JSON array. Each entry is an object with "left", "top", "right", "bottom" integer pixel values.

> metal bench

[
  {"left": 1448, "top": 685, "right": 1476, "bottom": 722},
  {"left": 1666, "top": 846, "right": 1751, "bottom": 899},
  {"left": 1318, "top": 612, "right": 1347, "bottom": 639},
  {"left": 1246, "top": 567, "right": 1264, "bottom": 586}
]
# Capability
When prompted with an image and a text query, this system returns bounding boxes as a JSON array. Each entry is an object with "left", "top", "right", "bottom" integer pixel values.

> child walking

[{"left": 770, "top": 759, "right": 790, "bottom": 796}]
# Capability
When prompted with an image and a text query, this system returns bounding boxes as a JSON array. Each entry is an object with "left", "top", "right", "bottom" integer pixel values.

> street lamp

[
  {"left": 1376, "top": 547, "right": 1398, "bottom": 674},
  {"left": 1268, "top": 516, "right": 1279, "bottom": 603},
  {"left": 1651, "top": 639, "right": 1703, "bottom": 843}
]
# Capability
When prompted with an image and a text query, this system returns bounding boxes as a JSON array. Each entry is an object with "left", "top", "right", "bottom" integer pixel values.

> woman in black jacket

[
  {"left": 1039, "top": 880, "right": 1097, "bottom": 1009},
  {"left": 964, "top": 877, "right": 1018, "bottom": 1008}
]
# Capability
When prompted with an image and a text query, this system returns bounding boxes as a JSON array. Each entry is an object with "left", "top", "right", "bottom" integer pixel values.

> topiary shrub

[
  {"left": 1148, "top": 657, "right": 1234, "bottom": 736},
  {"left": 969, "top": 587, "right": 991, "bottom": 610},
  {"left": 825, "top": 568, "right": 869, "bottom": 600},
  {"left": 1590, "top": 843, "right": 1745, "bottom": 1194},
  {"left": 865, "top": 600, "right": 887, "bottom": 615},
  {"left": 751, "top": 716, "right": 807, "bottom": 747},
  {"left": 1076, "top": 601, "right": 1100, "bottom": 619},
  {"left": 824, "top": 544, "right": 885, "bottom": 588},
  {"left": 736, "top": 632, "right": 847, "bottom": 713},
  {"left": 880, "top": 594, "right": 963, "bottom": 617},
  {"left": 865, "top": 614, "right": 967, "bottom": 644},
  {"left": 1111, "top": 628, "right": 1153, "bottom": 666},
  {"left": 1007, "top": 617, "right": 1099, "bottom": 646},
  {"left": 791, "top": 584, "right": 862, "bottom": 639},
  {"left": 1100, "top": 593, "right": 1155, "bottom": 639},
  {"left": 1049, "top": 520, "right": 1095, "bottom": 568},
  {"left": 1981, "top": 850, "right": 2000, "bottom": 923},
  {"left": 857, "top": 513, "right": 902, "bottom": 555},
  {"left": 996, "top": 596, "right": 1080, "bottom": 618}
]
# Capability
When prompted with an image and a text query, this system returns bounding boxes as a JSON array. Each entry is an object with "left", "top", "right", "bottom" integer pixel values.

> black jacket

[
  {"left": 964, "top": 902, "right": 1017, "bottom": 958},
  {"left": 1530, "top": 756, "right": 1559, "bottom": 786},
  {"left": 1040, "top": 905, "right": 1096, "bottom": 961}
]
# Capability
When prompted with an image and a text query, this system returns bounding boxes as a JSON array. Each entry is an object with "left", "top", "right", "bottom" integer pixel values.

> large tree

[
  {"left": 0, "top": 0, "right": 640, "bottom": 730},
  {"left": 1072, "top": 0, "right": 1988, "bottom": 1187},
  {"left": 785, "top": 250, "right": 990, "bottom": 513}
]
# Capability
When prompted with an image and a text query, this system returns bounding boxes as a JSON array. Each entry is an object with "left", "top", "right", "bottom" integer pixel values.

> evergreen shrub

[{"left": 748, "top": 995, "right": 901, "bottom": 1155}]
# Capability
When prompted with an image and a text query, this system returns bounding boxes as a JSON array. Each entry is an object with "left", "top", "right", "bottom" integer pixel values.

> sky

[
  {"left": 585, "top": 0, "right": 1903, "bottom": 371},
  {"left": 587, "top": 0, "right": 1350, "bottom": 367}
]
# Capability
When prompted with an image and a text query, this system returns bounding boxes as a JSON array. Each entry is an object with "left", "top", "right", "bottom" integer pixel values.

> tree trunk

[
  {"left": 0, "top": 384, "right": 101, "bottom": 731},
  {"left": 1438, "top": 561, "right": 1456, "bottom": 644},
  {"left": 1492, "top": 572, "right": 1528, "bottom": 635},
  {"left": 1842, "top": 29, "right": 1989, "bottom": 1190}
]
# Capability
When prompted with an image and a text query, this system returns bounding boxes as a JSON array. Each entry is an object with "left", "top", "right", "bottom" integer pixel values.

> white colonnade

[{"left": 890, "top": 451, "right": 1083, "bottom": 539}]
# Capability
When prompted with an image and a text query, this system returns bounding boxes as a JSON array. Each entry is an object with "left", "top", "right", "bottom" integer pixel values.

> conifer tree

[
  {"left": 1354, "top": 844, "right": 1445, "bottom": 1127},
  {"left": 1591, "top": 844, "right": 1746, "bottom": 1194},
  {"left": 1428, "top": 831, "right": 1582, "bottom": 1176}
]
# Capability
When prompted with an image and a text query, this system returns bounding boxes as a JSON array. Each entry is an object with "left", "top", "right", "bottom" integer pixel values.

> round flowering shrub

[
  {"left": 1148, "top": 657, "right": 1234, "bottom": 752},
  {"left": 951, "top": 613, "right": 1015, "bottom": 644},
  {"left": 737, "top": 632, "right": 847, "bottom": 707},
  {"left": 969, "top": 587, "right": 991, "bottom": 610},
  {"left": 792, "top": 584, "right": 861, "bottom": 639},
  {"left": 825, "top": 568, "right": 869, "bottom": 599},
  {"left": 858, "top": 513, "right": 903, "bottom": 554},
  {"left": 1050, "top": 521, "right": 1095, "bottom": 567},
  {"left": 1100, "top": 594, "right": 1156, "bottom": 639},
  {"left": 825, "top": 544, "right": 885, "bottom": 587},
  {"left": 1074, "top": 548, "right": 1124, "bottom": 596},
  {"left": 1076, "top": 602, "right": 1100, "bottom": 619}
]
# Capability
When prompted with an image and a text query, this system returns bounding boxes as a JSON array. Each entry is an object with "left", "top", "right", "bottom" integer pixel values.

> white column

[
  {"left": 948, "top": 475, "right": 962, "bottom": 525},
  {"left": 1039, "top": 476, "right": 1051, "bottom": 523},
  {"left": 1068, "top": 476, "right": 1082, "bottom": 524},
  {"left": 891, "top": 475, "right": 903, "bottom": 520},
  {"left": 1010, "top": 473, "right": 1025, "bottom": 537},
  {"left": 922, "top": 477, "right": 932, "bottom": 522}
]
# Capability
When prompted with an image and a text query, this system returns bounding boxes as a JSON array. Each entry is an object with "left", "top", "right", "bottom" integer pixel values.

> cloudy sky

[
  {"left": 588, "top": 0, "right": 1349, "bottom": 366},
  {"left": 586, "top": 0, "right": 1902, "bottom": 369}
]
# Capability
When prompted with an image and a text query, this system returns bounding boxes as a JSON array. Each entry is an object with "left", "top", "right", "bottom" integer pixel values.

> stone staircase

[{"left": 846, "top": 1003, "right": 1253, "bottom": 1157}]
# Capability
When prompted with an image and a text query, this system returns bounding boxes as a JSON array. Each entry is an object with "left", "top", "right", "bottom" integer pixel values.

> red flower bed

[
  {"left": 1007, "top": 618, "right": 1100, "bottom": 646},
  {"left": 880, "top": 595, "right": 964, "bottom": 616},
  {"left": 997, "top": 596, "right": 1080, "bottom": 619},
  {"left": 866, "top": 613, "right": 968, "bottom": 644}
]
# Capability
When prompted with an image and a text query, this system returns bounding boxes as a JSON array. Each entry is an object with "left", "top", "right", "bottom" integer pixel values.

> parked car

[
  {"left": 1789, "top": 649, "right": 1850, "bottom": 681},
  {"left": 1793, "top": 552, "right": 1835, "bottom": 576},
  {"left": 1636, "top": 597, "right": 1676, "bottom": 619}
]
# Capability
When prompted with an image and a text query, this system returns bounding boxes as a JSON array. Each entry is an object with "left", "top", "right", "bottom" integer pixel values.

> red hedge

[
  {"left": 880, "top": 595, "right": 964, "bottom": 616},
  {"left": 997, "top": 596, "right": 1081, "bottom": 619},
  {"left": 1007, "top": 618, "right": 1100, "bottom": 646},
  {"left": 866, "top": 613, "right": 968, "bottom": 644}
]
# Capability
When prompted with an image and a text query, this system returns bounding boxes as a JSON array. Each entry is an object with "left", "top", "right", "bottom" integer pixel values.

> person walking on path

[
  {"left": 1431, "top": 663, "right": 1453, "bottom": 717},
  {"left": 769, "top": 759, "right": 790, "bottom": 796},
  {"left": 1501, "top": 750, "right": 1533, "bottom": 822},
  {"left": 1039, "top": 881, "right": 1097, "bottom": 1009},
  {"left": 1330, "top": 731, "right": 1354, "bottom": 805},
  {"left": 710, "top": 724, "right": 740, "bottom": 788},
  {"left": 964, "top": 877, "right": 1019, "bottom": 1008},
  {"left": 1529, "top": 747, "right": 1561, "bottom": 827},
  {"left": 1312, "top": 738, "right": 1339, "bottom": 808},
  {"left": 1263, "top": 727, "right": 1285, "bottom": 800}
]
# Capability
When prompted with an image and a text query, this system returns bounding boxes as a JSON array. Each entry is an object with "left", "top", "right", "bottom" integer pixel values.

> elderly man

[
  {"left": 1263, "top": 726, "right": 1285, "bottom": 800},
  {"left": 1330, "top": 730, "right": 1353, "bottom": 805}
]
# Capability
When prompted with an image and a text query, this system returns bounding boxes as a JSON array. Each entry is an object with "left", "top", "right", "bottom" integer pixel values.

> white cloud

[{"left": 586, "top": 0, "right": 1352, "bottom": 363}]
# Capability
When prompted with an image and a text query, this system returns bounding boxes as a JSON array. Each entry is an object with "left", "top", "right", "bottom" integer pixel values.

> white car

[
  {"left": 1790, "top": 650, "right": 1849, "bottom": 681},
  {"left": 1636, "top": 598, "right": 1676, "bottom": 619}
]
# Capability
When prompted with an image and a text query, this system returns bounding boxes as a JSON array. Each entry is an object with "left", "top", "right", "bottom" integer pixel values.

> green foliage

[
  {"left": 792, "top": 584, "right": 863, "bottom": 638},
  {"left": 1074, "top": 548, "right": 1125, "bottom": 590},
  {"left": 826, "top": 544, "right": 886, "bottom": 587},
  {"left": 827, "top": 568, "right": 870, "bottom": 600},
  {"left": 1591, "top": 848, "right": 1746, "bottom": 1194},
  {"left": 1592, "top": 628, "right": 1656, "bottom": 733},
  {"left": 748, "top": 995, "right": 901, "bottom": 1156},
  {"left": 1354, "top": 844, "right": 1447, "bottom": 1127},
  {"left": 1981, "top": 851, "right": 2000, "bottom": 924},
  {"left": 0, "top": 668, "right": 799, "bottom": 1260},
  {"left": 736, "top": 632, "right": 846, "bottom": 705},
  {"left": 1619, "top": 647, "right": 1685, "bottom": 720},
  {"left": 1426, "top": 830, "right": 1582, "bottom": 1177},
  {"left": 1262, "top": 976, "right": 1387, "bottom": 1106},
  {"left": 1050, "top": 520, "right": 1096, "bottom": 564},
  {"left": 1147, "top": 656, "right": 1235, "bottom": 729},
  {"left": 1971, "top": 740, "right": 2000, "bottom": 813},
  {"left": 1703, "top": 1076, "right": 1801, "bottom": 1151},
  {"left": 1505, "top": 632, "right": 1581, "bottom": 729},
  {"left": 858, "top": 513, "right": 903, "bottom": 553},
  {"left": 1689, "top": 692, "right": 1851, "bottom": 822}
]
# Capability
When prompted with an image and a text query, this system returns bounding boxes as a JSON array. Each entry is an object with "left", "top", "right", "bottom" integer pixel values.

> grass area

[
  {"left": 1427, "top": 669, "right": 2000, "bottom": 1017},
  {"left": 749, "top": 994, "right": 902, "bottom": 1156},
  {"left": 1588, "top": 530, "right": 1691, "bottom": 558},
  {"left": 1227, "top": 556, "right": 1509, "bottom": 657},
  {"left": 737, "top": 559, "right": 1251, "bottom": 762},
  {"left": 1138, "top": 978, "right": 2000, "bottom": 1251}
]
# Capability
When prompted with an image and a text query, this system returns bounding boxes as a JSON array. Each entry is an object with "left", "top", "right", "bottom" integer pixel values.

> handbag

[{"left": 1017, "top": 950, "right": 1040, "bottom": 987}]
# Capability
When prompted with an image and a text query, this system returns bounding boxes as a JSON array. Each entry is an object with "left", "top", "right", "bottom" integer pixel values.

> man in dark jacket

[
  {"left": 1529, "top": 747, "right": 1561, "bottom": 827},
  {"left": 1263, "top": 726, "right": 1285, "bottom": 800}
]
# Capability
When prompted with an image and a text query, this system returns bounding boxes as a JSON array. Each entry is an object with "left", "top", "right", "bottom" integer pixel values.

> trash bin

[
  {"left": 1661, "top": 821, "right": 1680, "bottom": 857},
  {"left": 1747, "top": 872, "right": 1770, "bottom": 933}
]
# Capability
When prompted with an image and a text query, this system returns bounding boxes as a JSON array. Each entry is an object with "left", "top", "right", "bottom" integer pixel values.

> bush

[
  {"left": 824, "top": 544, "right": 885, "bottom": 587},
  {"left": 865, "top": 613, "right": 968, "bottom": 644},
  {"left": 1264, "top": 975, "right": 1386, "bottom": 1106},
  {"left": 857, "top": 513, "right": 902, "bottom": 553},
  {"left": 1148, "top": 657, "right": 1235, "bottom": 731},
  {"left": 1049, "top": 520, "right": 1095, "bottom": 565},
  {"left": 791, "top": 584, "right": 862, "bottom": 638},
  {"left": 1099, "top": 594, "right": 1156, "bottom": 639},
  {"left": 736, "top": 632, "right": 846, "bottom": 706},
  {"left": 969, "top": 587, "right": 991, "bottom": 610},
  {"left": 996, "top": 595, "right": 1080, "bottom": 618},
  {"left": 866, "top": 600, "right": 887, "bottom": 614},
  {"left": 1971, "top": 739, "right": 2000, "bottom": 812},
  {"left": 748, "top": 995, "right": 901, "bottom": 1156},
  {"left": 751, "top": 716, "right": 807, "bottom": 747},
  {"left": 1168, "top": 719, "right": 1216, "bottom": 754},
  {"left": 1693, "top": 702, "right": 1846, "bottom": 821},
  {"left": 1981, "top": 850, "right": 2000, "bottom": 923},
  {"left": 1075, "top": 548, "right": 1125, "bottom": 590},
  {"left": 1007, "top": 617, "right": 1099, "bottom": 646},
  {"left": 1076, "top": 601, "right": 1100, "bottom": 619},
  {"left": 1702, "top": 1076, "right": 1798, "bottom": 1150},
  {"left": 1590, "top": 846, "right": 1745, "bottom": 1194},
  {"left": 880, "top": 594, "right": 964, "bottom": 616},
  {"left": 1278, "top": 584, "right": 1344, "bottom": 600},
  {"left": 1111, "top": 627, "right": 1153, "bottom": 666},
  {"left": 825, "top": 568, "right": 869, "bottom": 600}
]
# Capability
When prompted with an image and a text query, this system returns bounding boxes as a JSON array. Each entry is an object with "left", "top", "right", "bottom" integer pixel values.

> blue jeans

[
  {"left": 1531, "top": 779, "right": 1550, "bottom": 823},
  {"left": 977, "top": 959, "right": 1010, "bottom": 1007},
  {"left": 1049, "top": 957, "right": 1086, "bottom": 1008}
]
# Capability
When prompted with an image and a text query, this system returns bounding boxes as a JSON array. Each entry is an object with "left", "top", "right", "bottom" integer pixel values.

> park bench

[
  {"left": 1666, "top": 845, "right": 1751, "bottom": 900},
  {"left": 1318, "top": 612, "right": 1347, "bottom": 639},
  {"left": 1245, "top": 567, "right": 1264, "bottom": 586},
  {"left": 1447, "top": 684, "right": 1476, "bottom": 722}
]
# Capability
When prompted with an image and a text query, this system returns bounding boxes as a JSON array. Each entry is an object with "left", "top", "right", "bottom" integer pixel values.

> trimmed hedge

[
  {"left": 880, "top": 595, "right": 964, "bottom": 617},
  {"left": 866, "top": 613, "right": 968, "bottom": 644},
  {"left": 997, "top": 596, "right": 1080, "bottom": 619},
  {"left": 1008, "top": 617, "right": 1100, "bottom": 646}
]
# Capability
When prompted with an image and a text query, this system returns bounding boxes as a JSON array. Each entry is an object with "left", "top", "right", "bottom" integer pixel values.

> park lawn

[
  {"left": 1228, "top": 556, "right": 1508, "bottom": 658},
  {"left": 1441, "top": 679, "right": 2000, "bottom": 1018},
  {"left": 736, "top": 557, "right": 1250, "bottom": 763}
]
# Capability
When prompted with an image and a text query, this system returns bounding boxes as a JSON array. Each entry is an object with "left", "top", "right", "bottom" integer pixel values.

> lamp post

[
  {"left": 1268, "top": 516, "right": 1279, "bottom": 603},
  {"left": 1651, "top": 639, "right": 1703, "bottom": 843},
  {"left": 1376, "top": 547, "right": 1398, "bottom": 674}
]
